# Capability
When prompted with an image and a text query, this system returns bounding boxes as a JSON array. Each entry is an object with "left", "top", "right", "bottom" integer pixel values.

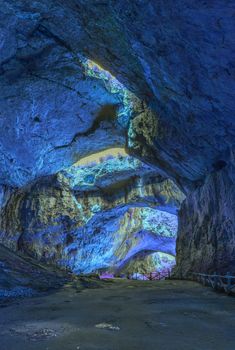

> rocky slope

[{"left": 0, "top": 244, "right": 68, "bottom": 298}]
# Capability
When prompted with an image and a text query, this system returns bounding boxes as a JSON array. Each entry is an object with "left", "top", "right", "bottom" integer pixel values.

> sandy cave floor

[{"left": 0, "top": 279, "right": 234, "bottom": 350}]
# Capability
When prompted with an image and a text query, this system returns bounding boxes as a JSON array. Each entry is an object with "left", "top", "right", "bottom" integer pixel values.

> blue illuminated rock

[
  {"left": 59, "top": 148, "right": 155, "bottom": 191},
  {"left": 0, "top": 154, "right": 182, "bottom": 274},
  {"left": 0, "top": 0, "right": 234, "bottom": 277},
  {"left": 175, "top": 154, "right": 235, "bottom": 276},
  {"left": 0, "top": 5, "right": 141, "bottom": 187},
  {"left": 0, "top": 244, "right": 68, "bottom": 298},
  {"left": 74, "top": 1, "right": 235, "bottom": 188},
  {"left": 64, "top": 206, "right": 177, "bottom": 274},
  {"left": 2, "top": 0, "right": 234, "bottom": 190}
]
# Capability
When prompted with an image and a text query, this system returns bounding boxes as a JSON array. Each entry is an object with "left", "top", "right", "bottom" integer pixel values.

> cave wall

[
  {"left": 0, "top": 1, "right": 234, "bottom": 276},
  {"left": 175, "top": 154, "right": 235, "bottom": 276},
  {"left": 0, "top": 244, "right": 68, "bottom": 298}
]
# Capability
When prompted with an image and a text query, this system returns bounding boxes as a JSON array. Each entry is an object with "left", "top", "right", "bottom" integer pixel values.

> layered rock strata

[{"left": 0, "top": 153, "right": 182, "bottom": 274}]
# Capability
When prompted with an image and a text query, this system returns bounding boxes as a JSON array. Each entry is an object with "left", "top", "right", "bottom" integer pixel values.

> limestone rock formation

[
  {"left": 0, "top": 244, "right": 68, "bottom": 298},
  {"left": 0, "top": 0, "right": 234, "bottom": 277},
  {"left": 0, "top": 153, "right": 182, "bottom": 274},
  {"left": 175, "top": 153, "right": 235, "bottom": 276},
  {"left": 122, "top": 252, "right": 175, "bottom": 276},
  {"left": 1, "top": 0, "right": 234, "bottom": 189},
  {"left": 67, "top": 206, "right": 177, "bottom": 274}
]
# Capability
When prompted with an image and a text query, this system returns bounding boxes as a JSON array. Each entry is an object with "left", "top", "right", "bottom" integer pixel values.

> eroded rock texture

[
  {"left": 175, "top": 154, "right": 235, "bottom": 276},
  {"left": 122, "top": 252, "right": 175, "bottom": 277},
  {"left": 0, "top": 0, "right": 234, "bottom": 277},
  {"left": 0, "top": 244, "right": 68, "bottom": 298},
  {"left": 1, "top": 0, "right": 234, "bottom": 189},
  {"left": 0, "top": 152, "right": 182, "bottom": 274}
]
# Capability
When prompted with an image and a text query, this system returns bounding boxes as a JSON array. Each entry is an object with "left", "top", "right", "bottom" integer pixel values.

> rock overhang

[
  {"left": 0, "top": 0, "right": 234, "bottom": 277},
  {"left": 2, "top": 0, "right": 235, "bottom": 190},
  {"left": 0, "top": 147, "right": 183, "bottom": 275}
]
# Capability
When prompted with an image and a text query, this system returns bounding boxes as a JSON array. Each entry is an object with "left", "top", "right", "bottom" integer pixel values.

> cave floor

[{"left": 0, "top": 279, "right": 234, "bottom": 350}]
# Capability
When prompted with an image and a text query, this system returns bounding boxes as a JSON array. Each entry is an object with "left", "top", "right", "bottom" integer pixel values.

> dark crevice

[{"left": 213, "top": 160, "right": 227, "bottom": 171}]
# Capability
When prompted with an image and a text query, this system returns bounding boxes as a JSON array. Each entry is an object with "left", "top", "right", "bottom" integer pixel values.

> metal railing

[
  {"left": 191, "top": 272, "right": 235, "bottom": 295},
  {"left": 99, "top": 270, "right": 171, "bottom": 281}
]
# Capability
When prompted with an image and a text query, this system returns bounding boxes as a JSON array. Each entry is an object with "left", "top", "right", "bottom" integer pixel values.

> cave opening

[
  {"left": 0, "top": 56, "right": 184, "bottom": 282},
  {"left": 57, "top": 147, "right": 181, "bottom": 279},
  {"left": 0, "top": 2, "right": 235, "bottom": 349}
]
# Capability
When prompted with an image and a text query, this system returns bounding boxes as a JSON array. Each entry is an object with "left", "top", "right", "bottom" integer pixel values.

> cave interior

[{"left": 0, "top": 1, "right": 235, "bottom": 349}]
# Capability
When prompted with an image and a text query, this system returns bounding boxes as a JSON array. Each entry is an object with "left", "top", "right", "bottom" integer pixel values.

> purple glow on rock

[{"left": 99, "top": 272, "right": 115, "bottom": 279}]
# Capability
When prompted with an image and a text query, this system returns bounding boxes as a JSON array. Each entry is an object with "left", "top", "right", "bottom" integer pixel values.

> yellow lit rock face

[
  {"left": 73, "top": 147, "right": 128, "bottom": 167},
  {"left": 121, "top": 252, "right": 175, "bottom": 275},
  {"left": 59, "top": 147, "right": 160, "bottom": 192},
  {"left": 0, "top": 147, "right": 184, "bottom": 274},
  {"left": 0, "top": 166, "right": 183, "bottom": 273},
  {"left": 86, "top": 59, "right": 104, "bottom": 72}
]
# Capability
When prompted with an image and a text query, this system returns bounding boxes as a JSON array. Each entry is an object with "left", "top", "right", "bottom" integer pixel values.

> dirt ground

[{"left": 0, "top": 279, "right": 234, "bottom": 350}]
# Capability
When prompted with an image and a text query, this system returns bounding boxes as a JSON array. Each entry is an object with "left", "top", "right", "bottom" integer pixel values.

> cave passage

[
  {"left": 0, "top": 1, "right": 235, "bottom": 349},
  {"left": 0, "top": 146, "right": 181, "bottom": 280}
]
